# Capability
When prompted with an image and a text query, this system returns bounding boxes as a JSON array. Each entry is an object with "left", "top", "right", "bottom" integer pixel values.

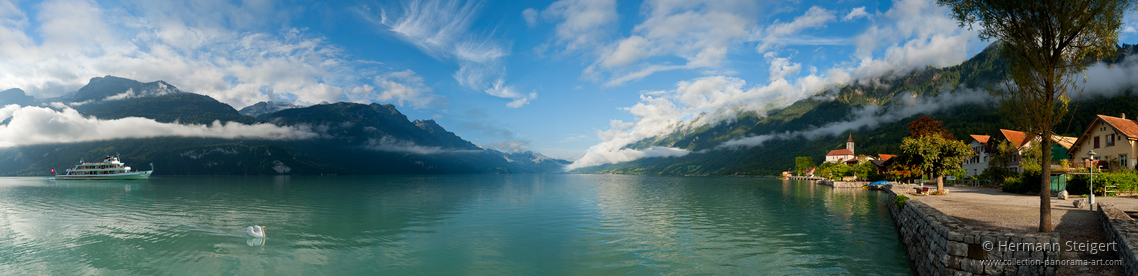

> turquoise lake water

[{"left": 0, "top": 175, "right": 912, "bottom": 275}]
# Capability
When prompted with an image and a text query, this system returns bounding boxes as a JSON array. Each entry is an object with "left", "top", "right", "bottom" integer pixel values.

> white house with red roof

[
  {"left": 963, "top": 134, "right": 992, "bottom": 177},
  {"left": 825, "top": 134, "right": 856, "bottom": 163},
  {"left": 1068, "top": 114, "right": 1138, "bottom": 170}
]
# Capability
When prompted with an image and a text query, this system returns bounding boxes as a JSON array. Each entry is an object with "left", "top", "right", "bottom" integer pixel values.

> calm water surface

[{"left": 0, "top": 175, "right": 911, "bottom": 275}]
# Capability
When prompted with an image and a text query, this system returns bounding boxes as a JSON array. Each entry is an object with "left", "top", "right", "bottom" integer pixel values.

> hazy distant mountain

[
  {"left": 0, "top": 76, "right": 569, "bottom": 175},
  {"left": 239, "top": 101, "right": 301, "bottom": 119},
  {"left": 0, "top": 88, "right": 38, "bottom": 107}
]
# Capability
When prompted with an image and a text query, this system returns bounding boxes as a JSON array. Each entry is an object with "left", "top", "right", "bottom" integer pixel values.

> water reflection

[{"left": 0, "top": 175, "right": 911, "bottom": 275}]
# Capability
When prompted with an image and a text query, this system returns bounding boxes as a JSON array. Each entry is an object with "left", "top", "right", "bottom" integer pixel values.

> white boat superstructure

[{"left": 55, "top": 155, "right": 153, "bottom": 180}]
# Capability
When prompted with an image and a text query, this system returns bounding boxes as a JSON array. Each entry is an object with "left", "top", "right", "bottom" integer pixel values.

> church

[{"left": 825, "top": 133, "right": 856, "bottom": 164}]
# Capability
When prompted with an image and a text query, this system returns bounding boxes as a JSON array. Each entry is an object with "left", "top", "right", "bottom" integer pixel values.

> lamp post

[{"left": 1088, "top": 150, "right": 1097, "bottom": 210}]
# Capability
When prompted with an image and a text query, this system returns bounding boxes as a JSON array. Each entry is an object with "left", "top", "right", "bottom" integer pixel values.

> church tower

[{"left": 846, "top": 133, "right": 855, "bottom": 155}]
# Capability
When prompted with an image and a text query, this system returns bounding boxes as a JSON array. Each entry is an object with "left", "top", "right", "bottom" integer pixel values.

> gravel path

[{"left": 909, "top": 185, "right": 1131, "bottom": 276}]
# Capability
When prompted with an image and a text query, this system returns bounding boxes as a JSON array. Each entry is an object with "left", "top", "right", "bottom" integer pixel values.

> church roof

[{"left": 827, "top": 149, "right": 854, "bottom": 156}]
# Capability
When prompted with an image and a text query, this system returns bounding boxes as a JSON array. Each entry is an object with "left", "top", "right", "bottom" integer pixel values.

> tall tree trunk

[
  {"left": 1040, "top": 136, "right": 1053, "bottom": 233},
  {"left": 937, "top": 175, "right": 944, "bottom": 193}
]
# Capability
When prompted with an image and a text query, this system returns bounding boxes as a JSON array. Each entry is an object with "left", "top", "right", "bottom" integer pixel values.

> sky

[{"left": 2, "top": 0, "right": 1138, "bottom": 167}]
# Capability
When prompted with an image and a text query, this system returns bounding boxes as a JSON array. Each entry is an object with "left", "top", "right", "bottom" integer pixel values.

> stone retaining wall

[
  {"left": 1097, "top": 202, "right": 1138, "bottom": 275},
  {"left": 819, "top": 180, "right": 866, "bottom": 188},
  {"left": 881, "top": 186, "right": 1061, "bottom": 275}
]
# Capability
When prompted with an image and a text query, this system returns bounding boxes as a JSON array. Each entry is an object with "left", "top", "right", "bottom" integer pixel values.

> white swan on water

[{"left": 246, "top": 225, "right": 267, "bottom": 238}]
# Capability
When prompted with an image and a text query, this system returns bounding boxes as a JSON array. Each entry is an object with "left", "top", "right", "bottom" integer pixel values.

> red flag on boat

[{"left": 51, "top": 167, "right": 55, "bottom": 175}]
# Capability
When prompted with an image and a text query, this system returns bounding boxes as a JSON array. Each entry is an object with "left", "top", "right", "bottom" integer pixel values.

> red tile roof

[
  {"left": 1069, "top": 115, "right": 1138, "bottom": 154},
  {"left": 877, "top": 154, "right": 895, "bottom": 161},
  {"left": 969, "top": 135, "right": 990, "bottom": 144},
  {"left": 826, "top": 149, "right": 854, "bottom": 156},
  {"left": 1098, "top": 115, "right": 1138, "bottom": 139},
  {"left": 1000, "top": 129, "right": 1029, "bottom": 147}
]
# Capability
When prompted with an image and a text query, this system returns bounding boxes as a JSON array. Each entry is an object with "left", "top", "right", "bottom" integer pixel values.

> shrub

[
  {"left": 1001, "top": 175, "right": 1022, "bottom": 193},
  {"left": 1067, "top": 174, "right": 1090, "bottom": 195},
  {"left": 1001, "top": 172, "right": 1043, "bottom": 194},
  {"left": 895, "top": 194, "right": 909, "bottom": 210},
  {"left": 1065, "top": 172, "right": 1137, "bottom": 196}
]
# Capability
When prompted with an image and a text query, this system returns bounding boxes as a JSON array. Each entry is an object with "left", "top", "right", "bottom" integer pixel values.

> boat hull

[{"left": 55, "top": 170, "right": 152, "bottom": 180}]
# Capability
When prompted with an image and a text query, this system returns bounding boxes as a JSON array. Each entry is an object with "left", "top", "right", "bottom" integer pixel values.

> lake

[{"left": 0, "top": 175, "right": 912, "bottom": 275}]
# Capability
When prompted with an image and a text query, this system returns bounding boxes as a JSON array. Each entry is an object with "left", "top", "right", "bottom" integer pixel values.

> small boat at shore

[{"left": 55, "top": 155, "right": 153, "bottom": 180}]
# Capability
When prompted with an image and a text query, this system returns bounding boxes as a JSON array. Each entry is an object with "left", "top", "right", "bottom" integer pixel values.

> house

[
  {"left": 962, "top": 135, "right": 992, "bottom": 177},
  {"left": 960, "top": 129, "right": 1074, "bottom": 176},
  {"left": 872, "top": 154, "right": 897, "bottom": 174},
  {"left": 1068, "top": 114, "right": 1138, "bottom": 170},
  {"left": 825, "top": 134, "right": 856, "bottom": 163}
]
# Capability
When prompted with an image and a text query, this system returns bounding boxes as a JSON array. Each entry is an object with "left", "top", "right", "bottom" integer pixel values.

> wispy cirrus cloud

[{"left": 360, "top": 0, "right": 534, "bottom": 108}]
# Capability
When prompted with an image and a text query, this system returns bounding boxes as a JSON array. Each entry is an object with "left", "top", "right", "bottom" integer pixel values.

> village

[
  {"left": 783, "top": 113, "right": 1138, "bottom": 275},
  {"left": 786, "top": 113, "right": 1138, "bottom": 198}
]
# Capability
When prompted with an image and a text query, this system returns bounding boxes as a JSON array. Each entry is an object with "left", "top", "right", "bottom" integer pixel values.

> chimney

[{"left": 1123, "top": 113, "right": 1127, "bottom": 120}]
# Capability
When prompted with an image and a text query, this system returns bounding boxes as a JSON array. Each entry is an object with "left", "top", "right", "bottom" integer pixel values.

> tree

[
  {"left": 908, "top": 115, "right": 954, "bottom": 139},
  {"left": 987, "top": 140, "right": 1019, "bottom": 179},
  {"left": 899, "top": 135, "right": 975, "bottom": 194},
  {"left": 938, "top": 0, "right": 1135, "bottom": 232},
  {"left": 795, "top": 156, "right": 815, "bottom": 176}
]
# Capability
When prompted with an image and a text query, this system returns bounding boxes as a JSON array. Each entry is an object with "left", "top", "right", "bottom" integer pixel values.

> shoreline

[{"left": 874, "top": 183, "right": 1138, "bottom": 275}]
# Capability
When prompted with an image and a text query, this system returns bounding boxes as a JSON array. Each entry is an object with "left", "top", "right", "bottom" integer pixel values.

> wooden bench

[{"left": 1105, "top": 185, "right": 1119, "bottom": 196}]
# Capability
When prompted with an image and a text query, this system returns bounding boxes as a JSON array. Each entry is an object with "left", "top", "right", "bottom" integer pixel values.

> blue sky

[{"left": 2, "top": 0, "right": 1137, "bottom": 165}]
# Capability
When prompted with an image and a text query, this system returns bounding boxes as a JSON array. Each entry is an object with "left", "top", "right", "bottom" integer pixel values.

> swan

[{"left": 246, "top": 225, "right": 267, "bottom": 238}]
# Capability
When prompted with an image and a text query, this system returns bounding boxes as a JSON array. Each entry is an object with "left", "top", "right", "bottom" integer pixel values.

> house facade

[
  {"left": 962, "top": 135, "right": 991, "bottom": 177},
  {"left": 1068, "top": 114, "right": 1138, "bottom": 170},
  {"left": 960, "top": 129, "right": 1074, "bottom": 176}
]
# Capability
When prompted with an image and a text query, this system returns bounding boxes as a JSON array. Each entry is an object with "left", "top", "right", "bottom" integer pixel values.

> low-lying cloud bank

[
  {"left": 717, "top": 87, "right": 991, "bottom": 149},
  {"left": 0, "top": 105, "right": 318, "bottom": 147}
]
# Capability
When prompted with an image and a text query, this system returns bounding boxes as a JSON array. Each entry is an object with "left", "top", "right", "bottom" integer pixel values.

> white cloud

[
  {"left": 365, "top": 0, "right": 532, "bottom": 108},
  {"left": 522, "top": 8, "right": 539, "bottom": 27},
  {"left": 363, "top": 136, "right": 448, "bottom": 155},
  {"left": 756, "top": 6, "right": 837, "bottom": 53},
  {"left": 842, "top": 7, "right": 869, "bottom": 21},
  {"left": 0, "top": 0, "right": 419, "bottom": 110},
  {"left": 0, "top": 105, "right": 318, "bottom": 147},
  {"left": 1077, "top": 54, "right": 1138, "bottom": 98},
  {"left": 568, "top": 70, "right": 851, "bottom": 170},
  {"left": 479, "top": 140, "right": 531, "bottom": 153},
  {"left": 570, "top": 0, "right": 986, "bottom": 169},
  {"left": 539, "top": 0, "right": 618, "bottom": 53},
  {"left": 588, "top": 0, "right": 763, "bottom": 86},
  {"left": 717, "top": 86, "right": 991, "bottom": 149},
  {"left": 350, "top": 70, "right": 446, "bottom": 109}
]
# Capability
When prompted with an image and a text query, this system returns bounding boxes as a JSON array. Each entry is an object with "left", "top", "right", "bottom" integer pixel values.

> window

[
  {"left": 1124, "top": 154, "right": 1130, "bottom": 169},
  {"left": 1107, "top": 134, "right": 1116, "bottom": 147},
  {"left": 1095, "top": 136, "right": 1100, "bottom": 148}
]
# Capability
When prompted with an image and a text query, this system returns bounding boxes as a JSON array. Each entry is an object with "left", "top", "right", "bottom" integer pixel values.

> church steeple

[{"left": 846, "top": 133, "right": 855, "bottom": 155}]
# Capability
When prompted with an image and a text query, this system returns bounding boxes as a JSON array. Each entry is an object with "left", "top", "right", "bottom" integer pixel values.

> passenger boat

[{"left": 55, "top": 155, "right": 153, "bottom": 180}]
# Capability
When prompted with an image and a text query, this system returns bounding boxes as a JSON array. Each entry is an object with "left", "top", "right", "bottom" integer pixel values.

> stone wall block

[
  {"left": 948, "top": 241, "right": 967, "bottom": 257},
  {"left": 947, "top": 255, "right": 962, "bottom": 270},
  {"left": 949, "top": 231, "right": 963, "bottom": 242},
  {"left": 966, "top": 259, "right": 983, "bottom": 274}
]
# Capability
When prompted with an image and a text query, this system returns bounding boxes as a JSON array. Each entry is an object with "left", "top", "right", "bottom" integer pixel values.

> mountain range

[
  {"left": 574, "top": 43, "right": 1138, "bottom": 176},
  {"left": 0, "top": 76, "right": 569, "bottom": 176}
]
